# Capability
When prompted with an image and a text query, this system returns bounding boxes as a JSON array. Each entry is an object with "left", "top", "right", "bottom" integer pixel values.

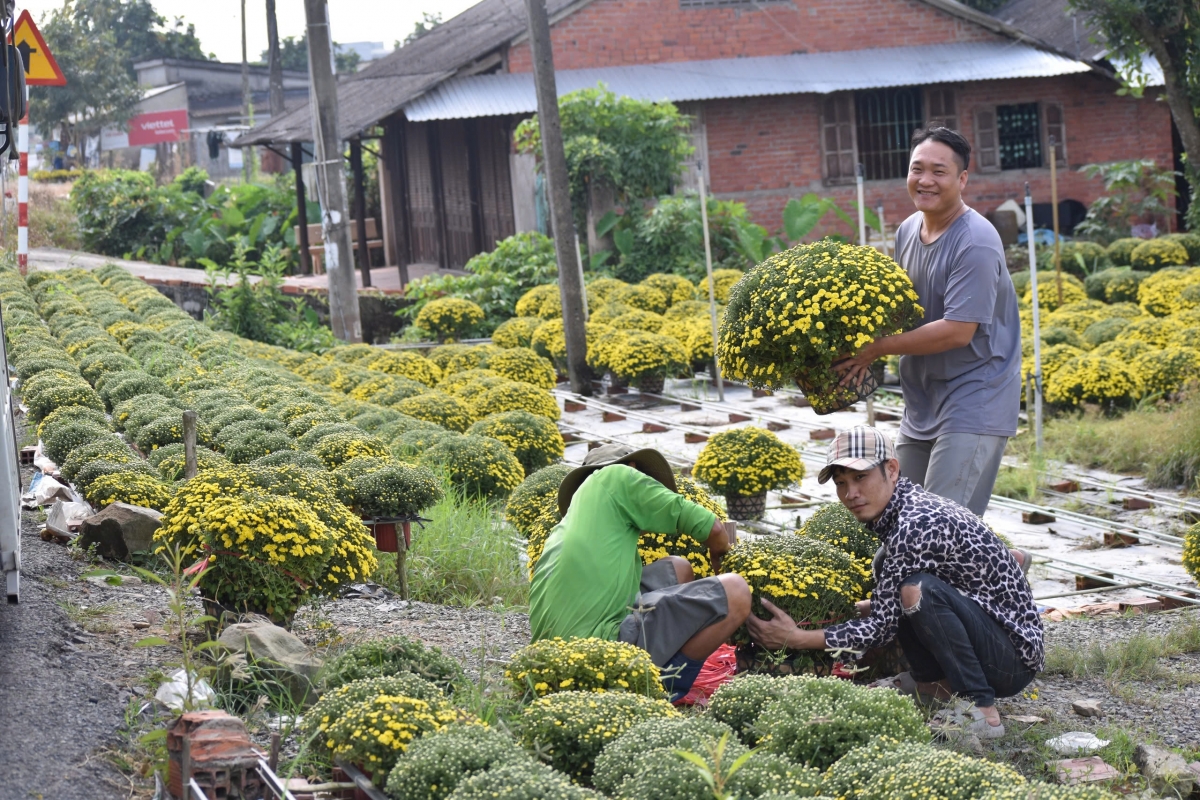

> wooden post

[
  {"left": 240, "top": 0, "right": 253, "bottom": 183},
  {"left": 1049, "top": 135, "right": 1063, "bottom": 307},
  {"left": 524, "top": 0, "right": 591, "bottom": 395},
  {"left": 265, "top": 0, "right": 286, "bottom": 118},
  {"left": 396, "top": 526, "right": 409, "bottom": 601},
  {"left": 350, "top": 139, "right": 372, "bottom": 287},
  {"left": 304, "top": 0, "right": 363, "bottom": 342},
  {"left": 182, "top": 411, "right": 198, "bottom": 480},
  {"left": 292, "top": 142, "right": 312, "bottom": 275}
]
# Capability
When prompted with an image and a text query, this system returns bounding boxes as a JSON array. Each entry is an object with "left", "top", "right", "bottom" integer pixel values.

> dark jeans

[{"left": 897, "top": 573, "right": 1035, "bottom": 708}]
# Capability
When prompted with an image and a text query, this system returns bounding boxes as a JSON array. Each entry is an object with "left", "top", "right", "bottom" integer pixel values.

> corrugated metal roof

[{"left": 404, "top": 41, "right": 1092, "bottom": 122}]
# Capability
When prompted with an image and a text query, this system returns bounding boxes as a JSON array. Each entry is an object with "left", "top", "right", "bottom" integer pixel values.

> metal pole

[
  {"left": 524, "top": 0, "right": 590, "bottom": 394},
  {"left": 17, "top": 86, "right": 28, "bottom": 275},
  {"left": 1025, "top": 182, "right": 1043, "bottom": 453},
  {"left": 1049, "top": 136, "right": 1063, "bottom": 307},
  {"left": 241, "top": 0, "right": 252, "bottom": 183},
  {"left": 876, "top": 201, "right": 887, "bottom": 256},
  {"left": 573, "top": 231, "right": 588, "bottom": 320},
  {"left": 304, "top": 0, "right": 363, "bottom": 342},
  {"left": 697, "top": 162, "right": 724, "bottom": 402},
  {"left": 855, "top": 164, "right": 867, "bottom": 247}
]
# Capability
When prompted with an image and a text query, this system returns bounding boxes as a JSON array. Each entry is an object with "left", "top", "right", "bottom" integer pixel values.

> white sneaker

[{"left": 931, "top": 702, "right": 1006, "bottom": 740}]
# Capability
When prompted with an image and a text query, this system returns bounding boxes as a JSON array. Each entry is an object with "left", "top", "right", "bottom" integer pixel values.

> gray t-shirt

[{"left": 893, "top": 208, "right": 1021, "bottom": 439}]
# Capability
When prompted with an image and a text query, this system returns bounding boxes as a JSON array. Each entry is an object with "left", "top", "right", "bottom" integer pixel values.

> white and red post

[{"left": 16, "top": 86, "right": 28, "bottom": 275}]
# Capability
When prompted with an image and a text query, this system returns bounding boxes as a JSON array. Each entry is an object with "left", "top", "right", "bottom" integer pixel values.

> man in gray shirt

[{"left": 835, "top": 127, "right": 1021, "bottom": 515}]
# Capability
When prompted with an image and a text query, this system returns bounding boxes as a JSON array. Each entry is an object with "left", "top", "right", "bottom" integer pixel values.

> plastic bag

[{"left": 674, "top": 644, "right": 738, "bottom": 706}]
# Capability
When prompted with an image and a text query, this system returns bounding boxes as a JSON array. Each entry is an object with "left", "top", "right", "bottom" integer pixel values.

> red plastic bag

[{"left": 674, "top": 644, "right": 738, "bottom": 707}]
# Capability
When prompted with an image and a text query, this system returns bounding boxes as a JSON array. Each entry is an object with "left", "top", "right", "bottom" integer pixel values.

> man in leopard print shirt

[{"left": 748, "top": 426, "right": 1042, "bottom": 739}]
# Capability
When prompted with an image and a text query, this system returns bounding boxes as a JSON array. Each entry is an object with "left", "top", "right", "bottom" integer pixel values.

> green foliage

[
  {"left": 612, "top": 196, "right": 759, "bottom": 283},
  {"left": 1084, "top": 266, "right": 1148, "bottom": 302},
  {"left": 1131, "top": 238, "right": 1190, "bottom": 270},
  {"left": 797, "top": 503, "right": 879, "bottom": 563},
  {"left": 515, "top": 85, "right": 693, "bottom": 233},
  {"left": 506, "top": 637, "right": 664, "bottom": 701},
  {"left": 755, "top": 677, "right": 929, "bottom": 770},
  {"left": 1072, "top": 160, "right": 1178, "bottom": 244},
  {"left": 1056, "top": 240, "right": 1112, "bottom": 277},
  {"left": 592, "top": 717, "right": 739, "bottom": 796},
  {"left": 706, "top": 675, "right": 814, "bottom": 747},
  {"left": 301, "top": 673, "right": 444, "bottom": 756},
  {"left": 859, "top": 748, "right": 1024, "bottom": 800},
  {"left": 820, "top": 739, "right": 939, "bottom": 800},
  {"left": 419, "top": 434, "right": 525, "bottom": 501},
  {"left": 518, "top": 691, "right": 678, "bottom": 783},
  {"left": 446, "top": 761, "right": 602, "bottom": 800},
  {"left": 41, "top": 419, "right": 112, "bottom": 468},
  {"left": 505, "top": 464, "right": 570, "bottom": 538},
  {"left": 319, "top": 635, "right": 465, "bottom": 694},
  {"left": 468, "top": 410, "right": 564, "bottom": 476},
  {"left": 353, "top": 464, "right": 444, "bottom": 518},
  {"left": 387, "top": 724, "right": 533, "bottom": 800}
]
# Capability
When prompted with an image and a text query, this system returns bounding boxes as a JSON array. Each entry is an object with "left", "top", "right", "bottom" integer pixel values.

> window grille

[
  {"left": 996, "top": 103, "right": 1042, "bottom": 170},
  {"left": 855, "top": 87, "right": 924, "bottom": 181}
]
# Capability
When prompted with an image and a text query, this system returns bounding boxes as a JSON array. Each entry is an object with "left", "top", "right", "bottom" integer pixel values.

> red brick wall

[
  {"left": 702, "top": 73, "right": 1175, "bottom": 239},
  {"left": 507, "top": 0, "right": 1003, "bottom": 72}
]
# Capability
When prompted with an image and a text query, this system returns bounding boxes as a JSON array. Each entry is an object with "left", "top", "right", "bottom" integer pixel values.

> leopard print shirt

[{"left": 824, "top": 478, "right": 1044, "bottom": 671}]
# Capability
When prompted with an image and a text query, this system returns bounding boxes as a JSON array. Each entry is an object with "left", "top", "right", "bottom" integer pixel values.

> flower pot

[
  {"left": 370, "top": 521, "right": 398, "bottom": 553},
  {"left": 794, "top": 361, "right": 885, "bottom": 415},
  {"left": 635, "top": 374, "right": 665, "bottom": 395},
  {"left": 725, "top": 492, "right": 766, "bottom": 521},
  {"left": 606, "top": 372, "right": 629, "bottom": 395},
  {"left": 735, "top": 642, "right": 840, "bottom": 677}
]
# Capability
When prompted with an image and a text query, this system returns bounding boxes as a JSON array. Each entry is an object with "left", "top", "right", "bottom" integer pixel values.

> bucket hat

[{"left": 557, "top": 443, "right": 676, "bottom": 515}]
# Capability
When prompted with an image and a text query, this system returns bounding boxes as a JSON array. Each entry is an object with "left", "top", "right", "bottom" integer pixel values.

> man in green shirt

[{"left": 529, "top": 444, "right": 750, "bottom": 700}]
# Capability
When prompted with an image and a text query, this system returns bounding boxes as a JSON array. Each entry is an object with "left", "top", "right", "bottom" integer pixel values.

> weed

[
  {"left": 371, "top": 487, "right": 528, "bottom": 608},
  {"left": 1043, "top": 616, "right": 1200, "bottom": 682},
  {"left": 57, "top": 600, "right": 116, "bottom": 629},
  {"left": 993, "top": 451, "right": 1047, "bottom": 501}
]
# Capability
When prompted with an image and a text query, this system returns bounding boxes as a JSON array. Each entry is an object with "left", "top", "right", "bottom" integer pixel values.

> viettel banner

[{"left": 127, "top": 109, "right": 190, "bottom": 147}]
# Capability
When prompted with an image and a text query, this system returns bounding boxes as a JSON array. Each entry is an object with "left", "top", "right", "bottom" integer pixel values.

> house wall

[
  {"left": 697, "top": 73, "right": 1175, "bottom": 237},
  {"left": 507, "top": 0, "right": 1004, "bottom": 71}
]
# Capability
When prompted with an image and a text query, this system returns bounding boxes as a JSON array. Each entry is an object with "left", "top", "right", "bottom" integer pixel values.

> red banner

[{"left": 127, "top": 109, "right": 189, "bottom": 146}]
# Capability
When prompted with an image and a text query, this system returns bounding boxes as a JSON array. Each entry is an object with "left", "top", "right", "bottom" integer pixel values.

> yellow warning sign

[{"left": 9, "top": 10, "right": 66, "bottom": 86}]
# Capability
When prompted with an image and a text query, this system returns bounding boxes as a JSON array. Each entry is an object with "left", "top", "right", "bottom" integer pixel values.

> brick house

[{"left": 236, "top": 0, "right": 1175, "bottom": 276}]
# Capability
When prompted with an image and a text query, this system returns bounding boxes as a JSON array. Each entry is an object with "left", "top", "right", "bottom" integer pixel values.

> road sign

[{"left": 9, "top": 10, "right": 66, "bottom": 86}]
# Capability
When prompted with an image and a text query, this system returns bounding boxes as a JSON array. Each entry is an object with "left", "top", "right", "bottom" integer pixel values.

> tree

[
  {"left": 1070, "top": 0, "right": 1200, "bottom": 228},
  {"left": 74, "top": 0, "right": 209, "bottom": 72},
  {"left": 403, "top": 12, "right": 443, "bottom": 46},
  {"left": 261, "top": 33, "right": 362, "bottom": 74}
]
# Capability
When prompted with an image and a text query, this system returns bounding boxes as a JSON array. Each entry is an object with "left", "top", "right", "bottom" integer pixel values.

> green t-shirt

[{"left": 529, "top": 464, "right": 717, "bottom": 643}]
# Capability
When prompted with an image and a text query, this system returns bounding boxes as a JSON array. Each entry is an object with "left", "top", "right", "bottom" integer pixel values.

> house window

[
  {"left": 926, "top": 88, "right": 958, "bottom": 130},
  {"left": 821, "top": 94, "right": 857, "bottom": 183},
  {"left": 855, "top": 88, "right": 924, "bottom": 181},
  {"left": 973, "top": 102, "right": 1066, "bottom": 172}
]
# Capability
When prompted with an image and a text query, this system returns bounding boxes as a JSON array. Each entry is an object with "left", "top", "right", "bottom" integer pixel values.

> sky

[{"left": 15, "top": 0, "right": 482, "bottom": 63}]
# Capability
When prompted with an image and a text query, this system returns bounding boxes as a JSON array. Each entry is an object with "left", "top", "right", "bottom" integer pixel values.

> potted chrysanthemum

[
  {"left": 718, "top": 241, "right": 923, "bottom": 414},
  {"left": 692, "top": 427, "right": 804, "bottom": 520}
]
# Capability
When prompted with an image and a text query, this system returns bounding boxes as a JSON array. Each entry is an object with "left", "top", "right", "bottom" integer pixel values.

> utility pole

[
  {"left": 305, "top": 0, "right": 363, "bottom": 342},
  {"left": 265, "top": 0, "right": 286, "bottom": 118},
  {"left": 523, "top": 0, "right": 590, "bottom": 395},
  {"left": 240, "top": 0, "right": 253, "bottom": 182}
]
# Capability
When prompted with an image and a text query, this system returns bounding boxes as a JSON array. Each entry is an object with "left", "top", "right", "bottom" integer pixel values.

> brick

[
  {"left": 1022, "top": 511, "right": 1056, "bottom": 525},
  {"left": 1119, "top": 596, "right": 1163, "bottom": 614},
  {"left": 1122, "top": 496, "right": 1153, "bottom": 511},
  {"left": 679, "top": 402, "right": 700, "bottom": 412},
  {"left": 790, "top": 396, "right": 811, "bottom": 408},
  {"left": 1157, "top": 593, "right": 1200, "bottom": 610},
  {"left": 1074, "top": 572, "right": 1114, "bottom": 591},
  {"left": 810, "top": 428, "right": 837, "bottom": 441},
  {"left": 751, "top": 389, "right": 773, "bottom": 398},
  {"left": 1048, "top": 480, "right": 1081, "bottom": 493},
  {"left": 766, "top": 421, "right": 791, "bottom": 432},
  {"left": 1103, "top": 531, "right": 1139, "bottom": 547},
  {"left": 560, "top": 432, "right": 580, "bottom": 443},
  {"left": 684, "top": 432, "right": 708, "bottom": 443},
  {"left": 563, "top": 400, "right": 587, "bottom": 413},
  {"left": 873, "top": 410, "right": 900, "bottom": 422},
  {"left": 1051, "top": 757, "right": 1121, "bottom": 785},
  {"left": 728, "top": 413, "right": 752, "bottom": 423},
  {"left": 642, "top": 422, "right": 669, "bottom": 433},
  {"left": 602, "top": 411, "right": 626, "bottom": 422}
]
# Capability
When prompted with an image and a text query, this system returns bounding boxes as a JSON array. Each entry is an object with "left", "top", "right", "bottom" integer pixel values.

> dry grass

[
  {"left": 1043, "top": 615, "right": 1200, "bottom": 683},
  {"left": 0, "top": 181, "right": 81, "bottom": 251}
]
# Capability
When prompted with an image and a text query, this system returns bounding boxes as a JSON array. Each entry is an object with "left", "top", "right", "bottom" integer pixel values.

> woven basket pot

[
  {"left": 735, "top": 642, "right": 839, "bottom": 677},
  {"left": 635, "top": 374, "right": 666, "bottom": 395},
  {"left": 725, "top": 492, "right": 767, "bottom": 521},
  {"left": 794, "top": 361, "right": 885, "bottom": 415}
]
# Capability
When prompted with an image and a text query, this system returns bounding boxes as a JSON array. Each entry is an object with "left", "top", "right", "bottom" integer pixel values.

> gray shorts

[
  {"left": 896, "top": 432, "right": 1008, "bottom": 516},
  {"left": 617, "top": 558, "right": 729, "bottom": 666}
]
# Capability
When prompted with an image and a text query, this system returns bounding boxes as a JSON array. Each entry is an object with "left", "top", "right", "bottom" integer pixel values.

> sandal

[
  {"left": 1012, "top": 549, "right": 1034, "bottom": 578},
  {"left": 931, "top": 701, "right": 1006, "bottom": 740},
  {"left": 867, "top": 672, "right": 946, "bottom": 705}
]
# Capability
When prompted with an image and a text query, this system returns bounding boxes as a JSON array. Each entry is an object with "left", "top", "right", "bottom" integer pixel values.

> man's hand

[
  {"left": 707, "top": 517, "right": 731, "bottom": 572},
  {"left": 833, "top": 341, "right": 883, "bottom": 387},
  {"left": 855, "top": 599, "right": 872, "bottom": 618},
  {"left": 746, "top": 597, "right": 801, "bottom": 649}
]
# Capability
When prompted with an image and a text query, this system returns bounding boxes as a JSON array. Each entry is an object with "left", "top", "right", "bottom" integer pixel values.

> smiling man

[
  {"left": 747, "top": 427, "right": 1043, "bottom": 739},
  {"left": 836, "top": 127, "right": 1021, "bottom": 515}
]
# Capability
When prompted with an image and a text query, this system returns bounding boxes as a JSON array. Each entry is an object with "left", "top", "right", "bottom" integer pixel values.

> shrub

[
  {"left": 1131, "top": 238, "right": 1189, "bottom": 271},
  {"left": 611, "top": 308, "right": 667, "bottom": 333},
  {"left": 980, "top": 786, "right": 1116, "bottom": 800},
  {"left": 1044, "top": 354, "right": 1143, "bottom": 410},
  {"left": 354, "top": 464, "right": 444, "bottom": 518},
  {"left": 706, "top": 674, "right": 817, "bottom": 746},
  {"left": 285, "top": 410, "right": 348, "bottom": 438},
  {"left": 506, "top": 638, "right": 664, "bottom": 700},
  {"left": 156, "top": 448, "right": 230, "bottom": 481},
  {"left": 721, "top": 537, "right": 869, "bottom": 645},
  {"left": 420, "top": 434, "right": 524, "bottom": 501},
  {"left": 1084, "top": 267, "right": 1147, "bottom": 303},
  {"left": 74, "top": 459, "right": 159, "bottom": 492},
  {"left": 350, "top": 375, "right": 428, "bottom": 407},
  {"left": 133, "top": 415, "right": 191, "bottom": 452},
  {"left": 859, "top": 748, "right": 1024, "bottom": 800},
  {"left": 1138, "top": 267, "right": 1200, "bottom": 316},
  {"left": 719, "top": 242, "right": 923, "bottom": 412},
  {"left": 223, "top": 429, "right": 296, "bottom": 464},
  {"left": 1186, "top": 523, "right": 1200, "bottom": 585},
  {"left": 59, "top": 438, "right": 135, "bottom": 483},
  {"left": 1106, "top": 236, "right": 1143, "bottom": 266},
  {"left": 1132, "top": 346, "right": 1200, "bottom": 396},
  {"left": 798, "top": 503, "right": 879, "bottom": 563},
  {"left": 592, "top": 716, "right": 739, "bottom": 796},
  {"left": 98, "top": 371, "right": 172, "bottom": 410},
  {"left": 468, "top": 411, "right": 564, "bottom": 476},
  {"left": 320, "top": 635, "right": 464, "bottom": 693},
  {"left": 369, "top": 351, "right": 443, "bottom": 387},
  {"left": 660, "top": 316, "right": 717, "bottom": 366},
  {"left": 444, "top": 345, "right": 501, "bottom": 375},
  {"left": 1081, "top": 317, "right": 1130, "bottom": 348},
  {"left": 699, "top": 269, "right": 745, "bottom": 304},
  {"left": 820, "top": 738, "right": 938, "bottom": 800},
  {"left": 1056, "top": 240, "right": 1111, "bottom": 277},
  {"left": 530, "top": 319, "right": 613, "bottom": 369},
  {"left": 324, "top": 694, "right": 459, "bottom": 786},
  {"left": 415, "top": 297, "right": 486, "bottom": 341},
  {"left": 38, "top": 415, "right": 113, "bottom": 466},
  {"left": 394, "top": 428, "right": 462, "bottom": 459},
  {"left": 518, "top": 691, "right": 677, "bottom": 783},
  {"left": 756, "top": 677, "right": 929, "bottom": 770},
  {"left": 83, "top": 471, "right": 175, "bottom": 511},
  {"left": 515, "top": 284, "right": 561, "bottom": 319},
  {"left": 1163, "top": 232, "right": 1200, "bottom": 263},
  {"left": 386, "top": 724, "right": 534, "bottom": 800},
  {"left": 1019, "top": 271, "right": 1087, "bottom": 310},
  {"left": 23, "top": 377, "right": 104, "bottom": 421},
  {"left": 313, "top": 431, "right": 390, "bottom": 469},
  {"left": 487, "top": 347, "right": 557, "bottom": 391},
  {"left": 605, "top": 330, "right": 689, "bottom": 386},
  {"left": 612, "top": 283, "right": 669, "bottom": 314},
  {"left": 470, "top": 381, "right": 560, "bottom": 421},
  {"left": 297, "top": 422, "right": 363, "bottom": 450},
  {"left": 439, "top": 368, "right": 501, "bottom": 397},
  {"left": 694, "top": 427, "right": 805, "bottom": 497},
  {"left": 1121, "top": 316, "right": 1172, "bottom": 347},
  {"left": 397, "top": 391, "right": 474, "bottom": 432},
  {"left": 446, "top": 761, "right": 601, "bottom": 800},
  {"left": 253, "top": 450, "right": 325, "bottom": 470},
  {"left": 491, "top": 316, "right": 545, "bottom": 350},
  {"left": 505, "top": 464, "right": 571, "bottom": 537},
  {"left": 301, "top": 673, "right": 444, "bottom": 755},
  {"left": 15, "top": 355, "right": 77, "bottom": 382},
  {"left": 641, "top": 273, "right": 697, "bottom": 307}
]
